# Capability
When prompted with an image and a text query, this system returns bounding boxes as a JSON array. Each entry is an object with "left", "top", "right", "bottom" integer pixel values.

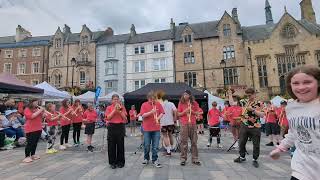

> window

[
  {"left": 3, "top": 63, "right": 12, "bottom": 73},
  {"left": 18, "top": 49, "right": 27, "bottom": 58},
  {"left": 257, "top": 57, "right": 268, "bottom": 88},
  {"left": 223, "top": 24, "right": 231, "bottom": 37},
  {"left": 79, "top": 71, "right": 86, "bottom": 85},
  {"left": 107, "top": 45, "right": 115, "bottom": 58},
  {"left": 184, "top": 34, "right": 192, "bottom": 43},
  {"left": 17, "top": 63, "right": 26, "bottom": 75},
  {"left": 4, "top": 50, "right": 13, "bottom": 58},
  {"left": 134, "top": 80, "right": 146, "bottom": 90},
  {"left": 105, "top": 80, "right": 118, "bottom": 94},
  {"left": 282, "top": 24, "right": 296, "bottom": 39},
  {"left": 223, "top": 68, "right": 238, "bottom": 85},
  {"left": 52, "top": 72, "right": 62, "bottom": 87},
  {"left": 134, "top": 60, "right": 145, "bottom": 72},
  {"left": 184, "top": 72, "right": 197, "bottom": 87},
  {"left": 81, "top": 35, "right": 89, "bottom": 46},
  {"left": 80, "top": 51, "right": 88, "bottom": 62},
  {"left": 32, "top": 62, "right": 40, "bottom": 74},
  {"left": 55, "top": 38, "right": 62, "bottom": 48},
  {"left": 153, "top": 44, "right": 165, "bottom": 52},
  {"left": 54, "top": 52, "right": 62, "bottom": 66},
  {"left": 316, "top": 52, "right": 320, "bottom": 67},
  {"left": 153, "top": 59, "right": 166, "bottom": 71},
  {"left": 223, "top": 45, "right": 235, "bottom": 60},
  {"left": 32, "top": 48, "right": 41, "bottom": 57},
  {"left": 134, "top": 46, "right": 145, "bottom": 54},
  {"left": 184, "top": 52, "right": 195, "bottom": 64},
  {"left": 155, "top": 78, "right": 166, "bottom": 83},
  {"left": 31, "top": 80, "right": 39, "bottom": 86},
  {"left": 105, "top": 61, "right": 118, "bottom": 75}
]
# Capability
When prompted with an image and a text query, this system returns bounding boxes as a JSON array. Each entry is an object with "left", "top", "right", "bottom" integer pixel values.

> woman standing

[
  {"left": 83, "top": 103, "right": 97, "bottom": 152},
  {"left": 72, "top": 99, "right": 84, "bottom": 146},
  {"left": 105, "top": 94, "right": 127, "bottom": 169},
  {"left": 270, "top": 66, "right": 320, "bottom": 180},
  {"left": 59, "top": 99, "right": 73, "bottom": 150},
  {"left": 23, "top": 99, "right": 44, "bottom": 163}
]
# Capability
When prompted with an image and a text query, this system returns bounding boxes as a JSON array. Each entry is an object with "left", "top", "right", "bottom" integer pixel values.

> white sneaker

[
  {"left": 217, "top": 144, "right": 223, "bottom": 148},
  {"left": 234, "top": 142, "right": 239, "bottom": 148},
  {"left": 142, "top": 159, "right": 149, "bottom": 165},
  {"left": 207, "top": 143, "right": 211, "bottom": 147},
  {"left": 65, "top": 143, "right": 72, "bottom": 148},
  {"left": 59, "top": 145, "right": 66, "bottom": 150}
]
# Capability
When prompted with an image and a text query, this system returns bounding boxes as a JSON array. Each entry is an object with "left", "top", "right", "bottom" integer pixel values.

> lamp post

[
  {"left": 220, "top": 59, "right": 227, "bottom": 97},
  {"left": 71, "top": 57, "right": 76, "bottom": 96}
]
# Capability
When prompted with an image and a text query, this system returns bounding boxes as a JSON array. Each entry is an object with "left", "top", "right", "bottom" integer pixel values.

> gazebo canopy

[
  {"left": 35, "top": 81, "right": 71, "bottom": 99},
  {"left": 73, "top": 91, "right": 95, "bottom": 102},
  {"left": 0, "top": 73, "right": 43, "bottom": 94},
  {"left": 100, "top": 91, "right": 124, "bottom": 102}
]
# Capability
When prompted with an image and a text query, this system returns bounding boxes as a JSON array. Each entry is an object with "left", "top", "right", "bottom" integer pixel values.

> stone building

[
  {"left": 48, "top": 24, "right": 104, "bottom": 92},
  {"left": 0, "top": 25, "right": 50, "bottom": 85}
]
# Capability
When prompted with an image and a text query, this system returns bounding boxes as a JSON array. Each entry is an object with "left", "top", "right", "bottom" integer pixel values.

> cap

[{"left": 5, "top": 109, "right": 17, "bottom": 116}]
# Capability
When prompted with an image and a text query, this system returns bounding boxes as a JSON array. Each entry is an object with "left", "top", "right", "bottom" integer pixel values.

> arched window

[
  {"left": 79, "top": 70, "right": 86, "bottom": 85},
  {"left": 52, "top": 70, "right": 62, "bottom": 87},
  {"left": 55, "top": 38, "right": 62, "bottom": 48},
  {"left": 81, "top": 35, "right": 89, "bottom": 46}
]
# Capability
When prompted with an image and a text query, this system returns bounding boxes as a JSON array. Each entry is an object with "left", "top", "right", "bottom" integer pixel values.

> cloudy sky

[{"left": 0, "top": 0, "right": 319, "bottom": 36}]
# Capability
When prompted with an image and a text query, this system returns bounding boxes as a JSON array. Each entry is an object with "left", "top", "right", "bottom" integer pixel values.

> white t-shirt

[
  {"left": 160, "top": 100, "right": 176, "bottom": 126},
  {"left": 280, "top": 98, "right": 320, "bottom": 180}
]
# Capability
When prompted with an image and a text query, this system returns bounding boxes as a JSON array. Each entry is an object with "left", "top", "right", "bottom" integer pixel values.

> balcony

[{"left": 76, "top": 60, "right": 92, "bottom": 66}]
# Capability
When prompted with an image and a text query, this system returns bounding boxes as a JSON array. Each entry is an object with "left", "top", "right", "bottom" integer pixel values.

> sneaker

[
  {"left": 192, "top": 161, "right": 201, "bottom": 166},
  {"left": 117, "top": 164, "right": 125, "bottom": 168},
  {"left": 65, "top": 143, "right": 72, "bottom": 148},
  {"left": 59, "top": 145, "right": 66, "bottom": 150},
  {"left": 31, "top": 155, "right": 40, "bottom": 160},
  {"left": 277, "top": 142, "right": 280, "bottom": 145},
  {"left": 73, "top": 143, "right": 79, "bottom": 147},
  {"left": 234, "top": 156, "right": 246, "bottom": 163},
  {"left": 266, "top": 142, "right": 274, "bottom": 146},
  {"left": 22, "top": 157, "right": 33, "bottom": 163},
  {"left": 207, "top": 143, "right": 211, "bottom": 147},
  {"left": 217, "top": 144, "right": 223, "bottom": 148},
  {"left": 142, "top": 159, "right": 149, "bottom": 165},
  {"left": 52, "top": 148, "right": 58, "bottom": 153},
  {"left": 180, "top": 161, "right": 186, "bottom": 166},
  {"left": 252, "top": 160, "right": 259, "bottom": 168},
  {"left": 110, "top": 164, "right": 117, "bottom": 169},
  {"left": 165, "top": 152, "right": 171, "bottom": 156},
  {"left": 87, "top": 146, "right": 93, "bottom": 152},
  {"left": 152, "top": 160, "right": 162, "bottom": 168}
]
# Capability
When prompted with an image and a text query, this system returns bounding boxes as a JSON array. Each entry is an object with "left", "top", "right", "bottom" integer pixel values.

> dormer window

[
  {"left": 55, "top": 38, "right": 62, "bottom": 48},
  {"left": 223, "top": 24, "right": 231, "bottom": 37},
  {"left": 183, "top": 34, "right": 192, "bottom": 43},
  {"left": 81, "top": 35, "right": 89, "bottom": 46},
  {"left": 282, "top": 23, "right": 296, "bottom": 39}
]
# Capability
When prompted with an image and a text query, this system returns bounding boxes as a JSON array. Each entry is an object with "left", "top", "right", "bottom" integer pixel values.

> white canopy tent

[
  {"left": 35, "top": 81, "right": 71, "bottom": 99},
  {"left": 204, "top": 90, "right": 225, "bottom": 110},
  {"left": 73, "top": 91, "right": 96, "bottom": 102},
  {"left": 271, "top": 95, "right": 286, "bottom": 107},
  {"left": 100, "top": 91, "right": 124, "bottom": 102}
]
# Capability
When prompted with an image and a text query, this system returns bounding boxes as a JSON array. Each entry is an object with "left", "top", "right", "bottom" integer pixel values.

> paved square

[{"left": 0, "top": 128, "right": 291, "bottom": 180}]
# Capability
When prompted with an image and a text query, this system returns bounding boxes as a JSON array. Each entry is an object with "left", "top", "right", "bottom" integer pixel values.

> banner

[{"left": 94, "top": 86, "right": 101, "bottom": 106}]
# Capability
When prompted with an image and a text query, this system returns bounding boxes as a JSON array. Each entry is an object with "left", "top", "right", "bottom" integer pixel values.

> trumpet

[
  {"left": 115, "top": 103, "right": 122, "bottom": 111},
  {"left": 68, "top": 105, "right": 77, "bottom": 116},
  {"left": 73, "top": 105, "right": 83, "bottom": 114},
  {"left": 57, "top": 112, "right": 71, "bottom": 121},
  {"left": 187, "top": 101, "right": 192, "bottom": 123},
  {"left": 152, "top": 102, "right": 159, "bottom": 124}
]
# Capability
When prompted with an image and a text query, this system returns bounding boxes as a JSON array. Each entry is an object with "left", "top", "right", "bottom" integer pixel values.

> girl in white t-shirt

[{"left": 270, "top": 65, "right": 320, "bottom": 180}]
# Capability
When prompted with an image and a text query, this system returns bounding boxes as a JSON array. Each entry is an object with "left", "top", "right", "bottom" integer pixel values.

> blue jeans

[
  {"left": 3, "top": 127, "right": 24, "bottom": 140},
  {"left": 143, "top": 131, "right": 160, "bottom": 162}
]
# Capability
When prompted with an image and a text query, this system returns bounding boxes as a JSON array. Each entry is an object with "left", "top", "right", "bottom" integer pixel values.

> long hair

[
  {"left": 27, "top": 99, "right": 38, "bottom": 110},
  {"left": 61, "top": 99, "right": 69, "bottom": 109},
  {"left": 46, "top": 103, "right": 55, "bottom": 112},
  {"left": 179, "top": 93, "right": 195, "bottom": 104},
  {"left": 286, "top": 65, "right": 320, "bottom": 100}
]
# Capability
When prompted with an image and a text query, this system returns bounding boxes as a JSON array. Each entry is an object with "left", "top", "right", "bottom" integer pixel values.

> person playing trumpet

[
  {"left": 177, "top": 90, "right": 201, "bottom": 166},
  {"left": 44, "top": 103, "right": 60, "bottom": 154},
  {"left": 140, "top": 91, "right": 164, "bottom": 168},
  {"left": 59, "top": 99, "right": 73, "bottom": 150},
  {"left": 72, "top": 99, "right": 84, "bottom": 147}
]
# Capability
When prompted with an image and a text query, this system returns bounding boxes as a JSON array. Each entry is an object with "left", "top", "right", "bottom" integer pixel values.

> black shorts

[
  {"left": 85, "top": 123, "right": 95, "bottom": 135},
  {"left": 196, "top": 120, "right": 203, "bottom": 125},
  {"left": 209, "top": 125, "right": 221, "bottom": 137},
  {"left": 265, "top": 122, "right": 280, "bottom": 136},
  {"left": 161, "top": 125, "right": 175, "bottom": 133}
]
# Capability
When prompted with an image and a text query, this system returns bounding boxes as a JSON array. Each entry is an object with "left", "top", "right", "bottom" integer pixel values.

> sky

[{"left": 0, "top": 0, "right": 319, "bottom": 36}]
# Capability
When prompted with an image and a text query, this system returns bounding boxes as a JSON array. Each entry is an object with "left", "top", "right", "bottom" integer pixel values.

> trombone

[{"left": 187, "top": 101, "right": 192, "bottom": 123}]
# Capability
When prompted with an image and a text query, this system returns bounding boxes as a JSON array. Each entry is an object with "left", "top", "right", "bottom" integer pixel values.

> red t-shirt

[
  {"left": 222, "top": 107, "right": 231, "bottom": 122},
  {"left": 208, "top": 108, "right": 220, "bottom": 126},
  {"left": 140, "top": 101, "right": 165, "bottom": 131},
  {"left": 129, "top": 110, "right": 137, "bottom": 121},
  {"left": 228, "top": 106, "right": 243, "bottom": 126},
  {"left": 24, "top": 108, "right": 43, "bottom": 133},
  {"left": 177, "top": 101, "right": 200, "bottom": 125},
  {"left": 72, "top": 106, "right": 84, "bottom": 123},
  {"left": 276, "top": 107, "right": 288, "bottom": 127},
  {"left": 45, "top": 111, "right": 59, "bottom": 126},
  {"left": 105, "top": 104, "right": 127, "bottom": 124},
  {"left": 197, "top": 108, "right": 203, "bottom": 120},
  {"left": 59, "top": 107, "right": 72, "bottom": 126},
  {"left": 83, "top": 110, "right": 97, "bottom": 123},
  {"left": 265, "top": 107, "right": 277, "bottom": 123}
]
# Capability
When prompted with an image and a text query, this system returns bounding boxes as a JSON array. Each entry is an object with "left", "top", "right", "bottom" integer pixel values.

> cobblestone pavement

[{"left": 0, "top": 127, "right": 292, "bottom": 180}]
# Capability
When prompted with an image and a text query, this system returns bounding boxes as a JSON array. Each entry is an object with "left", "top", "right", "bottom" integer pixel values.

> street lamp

[
  {"left": 71, "top": 57, "right": 77, "bottom": 96},
  {"left": 220, "top": 59, "right": 227, "bottom": 97}
]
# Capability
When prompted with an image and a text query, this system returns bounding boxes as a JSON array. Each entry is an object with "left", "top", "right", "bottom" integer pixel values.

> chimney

[
  {"left": 105, "top": 27, "right": 114, "bottom": 36},
  {"left": 300, "top": 0, "right": 316, "bottom": 24},
  {"left": 170, "top": 18, "right": 176, "bottom": 38},
  {"left": 63, "top": 24, "right": 71, "bottom": 34},
  {"left": 15, "top": 25, "right": 32, "bottom": 42},
  {"left": 130, "top": 24, "right": 136, "bottom": 37},
  {"left": 232, "top": 8, "right": 239, "bottom": 23}
]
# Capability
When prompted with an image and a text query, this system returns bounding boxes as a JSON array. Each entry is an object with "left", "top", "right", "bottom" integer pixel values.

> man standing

[
  {"left": 140, "top": 91, "right": 164, "bottom": 168},
  {"left": 231, "top": 88, "right": 264, "bottom": 168}
]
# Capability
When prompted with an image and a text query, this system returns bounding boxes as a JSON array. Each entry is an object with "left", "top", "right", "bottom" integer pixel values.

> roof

[
  {"left": 0, "top": 35, "right": 51, "bottom": 48},
  {"left": 242, "top": 24, "right": 275, "bottom": 41},
  {"left": 298, "top": 20, "right": 320, "bottom": 36},
  {"left": 97, "top": 33, "right": 130, "bottom": 45},
  {"left": 63, "top": 31, "right": 104, "bottom": 43},
  {"left": 174, "top": 21, "right": 219, "bottom": 41},
  {"left": 127, "top": 29, "right": 173, "bottom": 44},
  {"left": 0, "top": 73, "right": 44, "bottom": 94}
]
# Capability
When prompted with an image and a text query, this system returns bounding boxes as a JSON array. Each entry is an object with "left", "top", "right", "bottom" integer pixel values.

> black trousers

[
  {"left": 73, "top": 122, "right": 82, "bottom": 144},
  {"left": 60, "top": 125, "right": 70, "bottom": 145},
  {"left": 107, "top": 123, "right": 125, "bottom": 166},
  {"left": 25, "top": 130, "right": 41, "bottom": 157},
  {"left": 238, "top": 124, "right": 261, "bottom": 160}
]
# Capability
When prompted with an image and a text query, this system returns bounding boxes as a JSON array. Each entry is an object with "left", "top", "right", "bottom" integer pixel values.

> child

[
  {"left": 270, "top": 65, "right": 320, "bottom": 180},
  {"left": 83, "top": 103, "right": 98, "bottom": 152},
  {"left": 129, "top": 105, "right": 137, "bottom": 136},
  {"left": 44, "top": 103, "right": 60, "bottom": 154},
  {"left": 196, "top": 108, "right": 204, "bottom": 134},
  {"left": 207, "top": 102, "right": 222, "bottom": 148},
  {"left": 227, "top": 94, "right": 243, "bottom": 148}
]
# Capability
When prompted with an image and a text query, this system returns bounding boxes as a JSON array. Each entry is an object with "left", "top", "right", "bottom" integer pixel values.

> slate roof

[
  {"left": 174, "top": 21, "right": 219, "bottom": 41},
  {"left": 127, "top": 29, "right": 173, "bottom": 44},
  {"left": 63, "top": 31, "right": 104, "bottom": 43},
  {"left": 0, "top": 35, "right": 51, "bottom": 48},
  {"left": 242, "top": 24, "right": 276, "bottom": 41},
  {"left": 298, "top": 20, "right": 320, "bottom": 36},
  {"left": 97, "top": 33, "right": 130, "bottom": 45}
]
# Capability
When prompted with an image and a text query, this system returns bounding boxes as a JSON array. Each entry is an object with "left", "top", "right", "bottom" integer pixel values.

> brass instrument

[
  {"left": 68, "top": 105, "right": 77, "bottom": 116},
  {"left": 57, "top": 112, "right": 71, "bottom": 121},
  {"left": 37, "top": 106, "right": 53, "bottom": 116},
  {"left": 187, "top": 101, "right": 192, "bottom": 123},
  {"left": 278, "top": 107, "right": 285, "bottom": 127},
  {"left": 152, "top": 102, "right": 159, "bottom": 124},
  {"left": 115, "top": 103, "right": 122, "bottom": 112}
]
